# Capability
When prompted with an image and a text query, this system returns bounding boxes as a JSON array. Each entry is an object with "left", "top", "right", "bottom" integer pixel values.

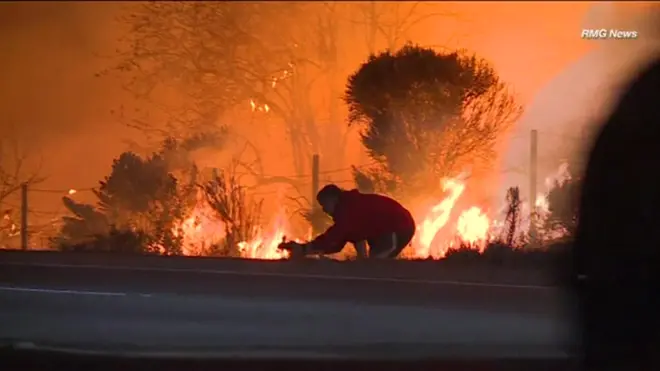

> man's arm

[{"left": 305, "top": 222, "right": 350, "bottom": 255}]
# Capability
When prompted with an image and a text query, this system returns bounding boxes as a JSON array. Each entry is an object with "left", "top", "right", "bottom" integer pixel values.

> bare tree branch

[
  {"left": 201, "top": 159, "right": 263, "bottom": 256},
  {"left": 0, "top": 133, "right": 46, "bottom": 203}
]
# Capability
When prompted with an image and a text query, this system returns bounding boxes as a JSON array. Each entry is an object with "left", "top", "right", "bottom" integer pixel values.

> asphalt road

[{"left": 0, "top": 251, "right": 576, "bottom": 358}]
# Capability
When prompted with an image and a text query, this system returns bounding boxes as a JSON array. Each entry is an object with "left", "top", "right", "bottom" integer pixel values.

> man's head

[{"left": 316, "top": 184, "right": 343, "bottom": 216}]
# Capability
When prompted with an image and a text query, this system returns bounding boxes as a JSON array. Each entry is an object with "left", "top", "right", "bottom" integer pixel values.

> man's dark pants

[{"left": 367, "top": 228, "right": 415, "bottom": 259}]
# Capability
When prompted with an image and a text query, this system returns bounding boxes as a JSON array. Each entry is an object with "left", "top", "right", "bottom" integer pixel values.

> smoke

[{"left": 498, "top": 2, "right": 660, "bottom": 207}]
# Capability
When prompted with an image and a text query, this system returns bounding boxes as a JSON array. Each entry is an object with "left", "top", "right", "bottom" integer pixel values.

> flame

[
  {"left": 456, "top": 207, "right": 490, "bottom": 248},
  {"left": 172, "top": 195, "right": 290, "bottom": 259},
  {"left": 249, "top": 99, "right": 271, "bottom": 113},
  {"left": 413, "top": 178, "right": 466, "bottom": 258},
  {"left": 410, "top": 176, "right": 492, "bottom": 259},
  {"left": 173, "top": 192, "right": 226, "bottom": 256},
  {"left": 237, "top": 213, "right": 290, "bottom": 260},
  {"left": 169, "top": 163, "right": 572, "bottom": 260},
  {"left": 68, "top": 189, "right": 77, "bottom": 195}
]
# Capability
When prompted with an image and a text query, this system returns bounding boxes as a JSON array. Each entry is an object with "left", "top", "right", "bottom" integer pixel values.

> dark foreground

[
  {"left": 0, "top": 251, "right": 575, "bottom": 360},
  {"left": 1, "top": 348, "right": 578, "bottom": 371}
]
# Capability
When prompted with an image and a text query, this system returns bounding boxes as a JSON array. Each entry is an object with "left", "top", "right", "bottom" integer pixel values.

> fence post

[
  {"left": 20, "top": 182, "right": 28, "bottom": 250},
  {"left": 311, "top": 154, "right": 321, "bottom": 236},
  {"left": 529, "top": 129, "right": 539, "bottom": 245}
]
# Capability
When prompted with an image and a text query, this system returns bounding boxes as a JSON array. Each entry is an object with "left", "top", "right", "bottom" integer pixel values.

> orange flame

[
  {"left": 170, "top": 164, "right": 571, "bottom": 260},
  {"left": 412, "top": 177, "right": 466, "bottom": 258},
  {"left": 410, "top": 175, "right": 492, "bottom": 259},
  {"left": 457, "top": 206, "right": 490, "bottom": 248},
  {"left": 237, "top": 213, "right": 290, "bottom": 260},
  {"left": 174, "top": 192, "right": 226, "bottom": 256}
]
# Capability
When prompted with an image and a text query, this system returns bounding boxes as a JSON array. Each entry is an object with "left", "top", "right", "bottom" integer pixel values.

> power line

[
  {"left": 237, "top": 160, "right": 379, "bottom": 179},
  {"left": 28, "top": 209, "right": 65, "bottom": 217},
  {"left": 29, "top": 187, "right": 95, "bottom": 194},
  {"left": 21, "top": 161, "right": 378, "bottom": 196},
  {"left": 510, "top": 129, "right": 586, "bottom": 142}
]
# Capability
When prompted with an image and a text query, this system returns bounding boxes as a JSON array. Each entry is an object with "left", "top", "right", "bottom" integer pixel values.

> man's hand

[
  {"left": 354, "top": 240, "right": 368, "bottom": 259},
  {"left": 277, "top": 240, "right": 308, "bottom": 258}
]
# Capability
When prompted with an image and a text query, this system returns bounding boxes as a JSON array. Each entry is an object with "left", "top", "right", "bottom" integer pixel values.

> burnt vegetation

[{"left": 201, "top": 162, "right": 264, "bottom": 257}]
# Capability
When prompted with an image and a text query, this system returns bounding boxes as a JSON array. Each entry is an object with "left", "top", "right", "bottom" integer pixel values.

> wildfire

[
  {"left": 174, "top": 193, "right": 226, "bottom": 256},
  {"left": 170, "top": 164, "right": 571, "bottom": 260},
  {"left": 172, "top": 194, "right": 290, "bottom": 259},
  {"left": 237, "top": 213, "right": 290, "bottom": 260},
  {"left": 457, "top": 207, "right": 490, "bottom": 248},
  {"left": 409, "top": 175, "right": 495, "bottom": 259},
  {"left": 413, "top": 177, "right": 467, "bottom": 259}
]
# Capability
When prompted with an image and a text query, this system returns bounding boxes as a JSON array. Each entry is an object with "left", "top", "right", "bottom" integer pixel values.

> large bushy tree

[{"left": 345, "top": 44, "right": 521, "bottom": 197}]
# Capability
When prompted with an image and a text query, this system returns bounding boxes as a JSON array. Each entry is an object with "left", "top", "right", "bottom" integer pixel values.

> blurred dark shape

[{"left": 574, "top": 56, "right": 660, "bottom": 370}]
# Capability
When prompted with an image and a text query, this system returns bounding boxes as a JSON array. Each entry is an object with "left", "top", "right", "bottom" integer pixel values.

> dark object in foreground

[
  {"left": 573, "top": 57, "right": 660, "bottom": 370},
  {"left": 0, "top": 347, "right": 577, "bottom": 371}
]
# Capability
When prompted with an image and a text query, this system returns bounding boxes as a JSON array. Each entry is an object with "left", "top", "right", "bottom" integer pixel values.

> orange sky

[{"left": 0, "top": 1, "right": 653, "bottom": 233}]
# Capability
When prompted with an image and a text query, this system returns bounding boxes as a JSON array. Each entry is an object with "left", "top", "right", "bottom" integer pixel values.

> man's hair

[{"left": 316, "top": 184, "right": 343, "bottom": 202}]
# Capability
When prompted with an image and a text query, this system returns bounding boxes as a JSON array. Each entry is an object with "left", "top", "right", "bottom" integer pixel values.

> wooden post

[
  {"left": 311, "top": 154, "right": 321, "bottom": 236},
  {"left": 20, "top": 182, "right": 28, "bottom": 250},
  {"left": 529, "top": 129, "right": 539, "bottom": 245}
]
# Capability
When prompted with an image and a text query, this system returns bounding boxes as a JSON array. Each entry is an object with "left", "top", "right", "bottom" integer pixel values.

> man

[{"left": 283, "top": 184, "right": 416, "bottom": 259}]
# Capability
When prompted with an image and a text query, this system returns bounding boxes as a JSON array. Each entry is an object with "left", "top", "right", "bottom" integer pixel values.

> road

[{"left": 0, "top": 251, "right": 576, "bottom": 359}]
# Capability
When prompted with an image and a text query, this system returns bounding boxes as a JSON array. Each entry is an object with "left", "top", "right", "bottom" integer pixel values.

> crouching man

[{"left": 285, "top": 184, "right": 416, "bottom": 259}]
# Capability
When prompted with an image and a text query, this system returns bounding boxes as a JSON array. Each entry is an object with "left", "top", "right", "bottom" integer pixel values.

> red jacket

[{"left": 310, "top": 189, "right": 416, "bottom": 254}]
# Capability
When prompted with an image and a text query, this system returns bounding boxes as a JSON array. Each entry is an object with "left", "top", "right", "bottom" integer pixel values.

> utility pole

[
  {"left": 311, "top": 154, "right": 321, "bottom": 236},
  {"left": 529, "top": 129, "right": 539, "bottom": 245},
  {"left": 20, "top": 182, "right": 28, "bottom": 250}
]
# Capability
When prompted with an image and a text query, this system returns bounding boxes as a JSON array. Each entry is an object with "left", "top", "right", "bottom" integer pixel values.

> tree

[
  {"left": 104, "top": 2, "right": 336, "bottom": 180},
  {"left": 54, "top": 150, "right": 190, "bottom": 254},
  {"left": 345, "top": 44, "right": 521, "bottom": 198},
  {"left": 349, "top": 2, "right": 458, "bottom": 54},
  {"left": 106, "top": 3, "right": 453, "bottom": 190},
  {"left": 107, "top": 2, "right": 303, "bottom": 128}
]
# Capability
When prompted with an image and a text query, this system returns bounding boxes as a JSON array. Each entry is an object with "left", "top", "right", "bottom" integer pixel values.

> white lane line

[
  {"left": 0, "top": 262, "right": 555, "bottom": 290},
  {"left": 0, "top": 286, "right": 127, "bottom": 297}
]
